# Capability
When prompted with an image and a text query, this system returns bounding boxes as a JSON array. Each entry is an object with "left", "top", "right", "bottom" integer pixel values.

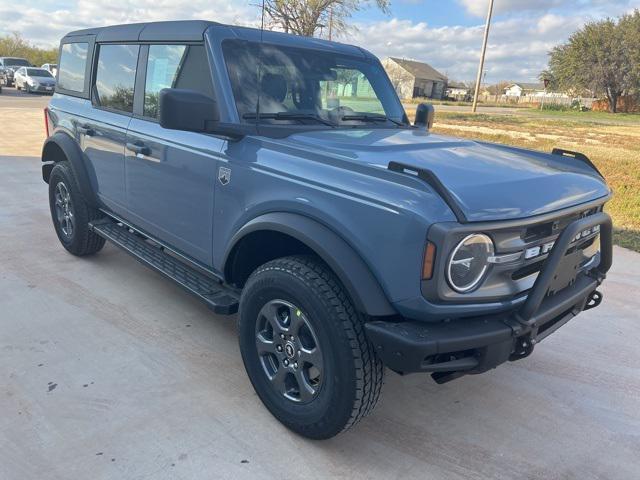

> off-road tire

[
  {"left": 239, "top": 255, "right": 384, "bottom": 439},
  {"left": 48, "top": 161, "right": 106, "bottom": 256}
]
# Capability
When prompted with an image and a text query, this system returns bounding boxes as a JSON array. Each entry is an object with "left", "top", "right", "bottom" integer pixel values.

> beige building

[{"left": 382, "top": 57, "right": 448, "bottom": 100}]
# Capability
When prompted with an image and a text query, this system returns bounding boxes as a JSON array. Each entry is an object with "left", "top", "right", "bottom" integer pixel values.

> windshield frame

[{"left": 220, "top": 38, "right": 411, "bottom": 132}]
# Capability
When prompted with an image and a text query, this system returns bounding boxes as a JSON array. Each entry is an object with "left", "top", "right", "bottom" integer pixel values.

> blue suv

[{"left": 42, "top": 21, "right": 613, "bottom": 439}]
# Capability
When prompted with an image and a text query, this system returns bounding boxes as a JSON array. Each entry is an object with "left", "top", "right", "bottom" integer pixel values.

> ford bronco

[{"left": 42, "top": 21, "right": 612, "bottom": 439}]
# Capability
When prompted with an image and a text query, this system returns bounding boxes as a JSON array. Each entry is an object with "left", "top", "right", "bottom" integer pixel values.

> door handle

[
  {"left": 78, "top": 125, "right": 94, "bottom": 136},
  {"left": 126, "top": 142, "right": 150, "bottom": 156}
]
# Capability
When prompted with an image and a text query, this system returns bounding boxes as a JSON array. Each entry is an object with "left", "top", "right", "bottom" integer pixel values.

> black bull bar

[{"left": 365, "top": 212, "right": 613, "bottom": 381}]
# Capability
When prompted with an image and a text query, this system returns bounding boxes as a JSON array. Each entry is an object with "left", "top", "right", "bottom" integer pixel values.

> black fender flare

[
  {"left": 41, "top": 132, "right": 98, "bottom": 208},
  {"left": 224, "top": 212, "right": 396, "bottom": 316}
]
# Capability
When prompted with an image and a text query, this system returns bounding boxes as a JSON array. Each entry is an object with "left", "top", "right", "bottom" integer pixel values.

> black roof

[
  {"left": 64, "top": 20, "right": 220, "bottom": 42},
  {"left": 61, "top": 20, "right": 372, "bottom": 59},
  {"left": 388, "top": 57, "right": 447, "bottom": 82}
]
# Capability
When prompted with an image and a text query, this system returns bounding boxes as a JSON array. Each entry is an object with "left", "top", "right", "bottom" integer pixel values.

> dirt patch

[
  {"left": 434, "top": 123, "right": 535, "bottom": 141},
  {"left": 0, "top": 108, "right": 46, "bottom": 157}
]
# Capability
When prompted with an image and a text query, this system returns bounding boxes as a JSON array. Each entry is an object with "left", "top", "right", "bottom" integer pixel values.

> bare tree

[
  {"left": 0, "top": 32, "right": 57, "bottom": 66},
  {"left": 262, "top": 0, "right": 390, "bottom": 38}
]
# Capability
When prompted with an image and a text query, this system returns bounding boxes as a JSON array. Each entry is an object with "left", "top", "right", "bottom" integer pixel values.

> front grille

[
  {"left": 512, "top": 259, "right": 545, "bottom": 280},
  {"left": 523, "top": 206, "right": 600, "bottom": 244}
]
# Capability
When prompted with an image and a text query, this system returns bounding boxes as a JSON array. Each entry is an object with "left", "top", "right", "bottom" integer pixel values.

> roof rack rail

[
  {"left": 551, "top": 148, "right": 603, "bottom": 178},
  {"left": 388, "top": 161, "right": 467, "bottom": 223}
]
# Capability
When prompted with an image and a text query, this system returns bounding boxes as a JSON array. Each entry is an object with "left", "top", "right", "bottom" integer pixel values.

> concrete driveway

[{"left": 1, "top": 93, "right": 639, "bottom": 480}]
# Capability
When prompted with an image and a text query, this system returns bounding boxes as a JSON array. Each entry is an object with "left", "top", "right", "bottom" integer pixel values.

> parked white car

[
  {"left": 41, "top": 63, "right": 58, "bottom": 76},
  {"left": 14, "top": 67, "right": 56, "bottom": 94}
]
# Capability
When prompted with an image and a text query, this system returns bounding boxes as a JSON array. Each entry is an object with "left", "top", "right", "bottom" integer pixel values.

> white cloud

[
  {"left": 1, "top": 0, "right": 637, "bottom": 82},
  {"left": 0, "top": 0, "right": 258, "bottom": 47},
  {"left": 458, "top": 0, "right": 638, "bottom": 17},
  {"left": 350, "top": 14, "right": 587, "bottom": 82},
  {"left": 458, "top": 0, "right": 564, "bottom": 17}
]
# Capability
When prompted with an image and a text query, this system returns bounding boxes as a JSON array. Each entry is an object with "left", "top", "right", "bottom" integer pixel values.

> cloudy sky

[{"left": 1, "top": 0, "right": 638, "bottom": 82}]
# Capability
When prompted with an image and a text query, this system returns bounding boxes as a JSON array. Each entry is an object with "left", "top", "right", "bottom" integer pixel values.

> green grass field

[{"left": 406, "top": 107, "right": 640, "bottom": 252}]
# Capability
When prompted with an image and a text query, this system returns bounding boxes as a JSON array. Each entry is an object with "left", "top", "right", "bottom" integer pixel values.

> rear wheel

[
  {"left": 239, "top": 255, "right": 384, "bottom": 439},
  {"left": 48, "top": 161, "right": 106, "bottom": 256}
]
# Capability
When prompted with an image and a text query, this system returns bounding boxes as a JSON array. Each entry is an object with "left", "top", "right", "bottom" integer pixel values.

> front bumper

[
  {"left": 365, "top": 212, "right": 613, "bottom": 382},
  {"left": 28, "top": 84, "right": 55, "bottom": 93}
]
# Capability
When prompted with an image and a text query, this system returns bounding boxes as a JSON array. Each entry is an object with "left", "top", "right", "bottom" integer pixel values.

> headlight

[{"left": 447, "top": 233, "right": 494, "bottom": 292}]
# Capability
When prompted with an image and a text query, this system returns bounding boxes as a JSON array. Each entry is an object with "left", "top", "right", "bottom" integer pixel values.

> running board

[{"left": 89, "top": 218, "right": 239, "bottom": 315}]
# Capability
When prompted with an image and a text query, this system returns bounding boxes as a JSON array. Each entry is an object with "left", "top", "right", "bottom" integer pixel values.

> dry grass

[{"left": 405, "top": 106, "right": 640, "bottom": 252}]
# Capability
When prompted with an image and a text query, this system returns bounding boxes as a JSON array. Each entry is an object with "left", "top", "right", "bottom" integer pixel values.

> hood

[
  {"left": 30, "top": 75, "right": 55, "bottom": 83},
  {"left": 286, "top": 128, "right": 609, "bottom": 222}
]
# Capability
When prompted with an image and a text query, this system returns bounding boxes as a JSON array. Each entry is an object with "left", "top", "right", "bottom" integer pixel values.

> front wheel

[
  {"left": 48, "top": 161, "right": 106, "bottom": 256},
  {"left": 239, "top": 256, "right": 384, "bottom": 439}
]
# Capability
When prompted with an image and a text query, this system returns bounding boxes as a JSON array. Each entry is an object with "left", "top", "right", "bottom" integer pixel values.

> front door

[{"left": 124, "top": 44, "right": 222, "bottom": 266}]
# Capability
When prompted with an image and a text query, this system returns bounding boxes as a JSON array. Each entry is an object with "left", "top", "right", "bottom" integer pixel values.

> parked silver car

[{"left": 14, "top": 67, "right": 56, "bottom": 94}]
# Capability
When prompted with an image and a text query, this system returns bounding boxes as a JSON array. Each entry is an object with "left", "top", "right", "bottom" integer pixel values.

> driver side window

[
  {"left": 143, "top": 44, "right": 214, "bottom": 120},
  {"left": 320, "top": 69, "right": 385, "bottom": 114}
]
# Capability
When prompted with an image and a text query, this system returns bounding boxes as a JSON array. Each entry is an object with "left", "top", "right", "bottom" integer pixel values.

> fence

[{"left": 474, "top": 94, "right": 596, "bottom": 108}]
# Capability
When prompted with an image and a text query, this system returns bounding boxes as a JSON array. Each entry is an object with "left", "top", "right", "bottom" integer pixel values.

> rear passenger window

[
  {"left": 143, "top": 45, "right": 214, "bottom": 119},
  {"left": 95, "top": 44, "right": 139, "bottom": 113},
  {"left": 58, "top": 43, "right": 88, "bottom": 92}
]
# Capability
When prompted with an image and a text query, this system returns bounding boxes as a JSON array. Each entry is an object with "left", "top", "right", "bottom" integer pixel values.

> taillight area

[{"left": 44, "top": 107, "right": 50, "bottom": 137}]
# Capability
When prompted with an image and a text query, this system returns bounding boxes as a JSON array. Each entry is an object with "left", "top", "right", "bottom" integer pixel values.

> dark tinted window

[
  {"left": 95, "top": 44, "right": 139, "bottom": 113},
  {"left": 27, "top": 68, "right": 53, "bottom": 77},
  {"left": 221, "top": 40, "right": 406, "bottom": 127},
  {"left": 5, "top": 58, "right": 30, "bottom": 67},
  {"left": 143, "top": 44, "right": 213, "bottom": 119},
  {"left": 58, "top": 43, "right": 88, "bottom": 92}
]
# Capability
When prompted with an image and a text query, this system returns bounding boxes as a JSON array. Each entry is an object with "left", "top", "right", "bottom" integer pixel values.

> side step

[{"left": 89, "top": 218, "right": 239, "bottom": 315}]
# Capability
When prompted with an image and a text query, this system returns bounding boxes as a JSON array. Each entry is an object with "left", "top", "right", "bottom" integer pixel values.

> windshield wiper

[
  {"left": 243, "top": 112, "right": 335, "bottom": 127},
  {"left": 341, "top": 114, "right": 405, "bottom": 127}
]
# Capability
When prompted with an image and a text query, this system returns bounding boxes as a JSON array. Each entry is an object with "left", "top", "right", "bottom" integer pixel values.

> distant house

[
  {"left": 382, "top": 57, "right": 448, "bottom": 100},
  {"left": 504, "top": 82, "right": 546, "bottom": 97},
  {"left": 504, "top": 82, "right": 570, "bottom": 98},
  {"left": 445, "top": 82, "right": 469, "bottom": 99}
]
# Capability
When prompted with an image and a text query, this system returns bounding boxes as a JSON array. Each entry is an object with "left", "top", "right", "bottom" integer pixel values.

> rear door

[
  {"left": 124, "top": 44, "right": 223, "bottom": 266},
  {"left": 81, "top": 43, "right": 139, "bottom": 215}
]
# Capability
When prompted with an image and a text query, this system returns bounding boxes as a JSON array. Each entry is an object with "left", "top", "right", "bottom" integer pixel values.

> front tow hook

[{"left": 584, "top": 290, "right": 603, "bottom": 311}]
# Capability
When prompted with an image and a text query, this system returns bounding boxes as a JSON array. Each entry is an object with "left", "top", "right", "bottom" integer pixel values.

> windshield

[
  {"left": 27, "top": 68, "right": 53, "bottom": 77},
  {"left": 6, "top": 58, "right": 30, "bottom": 67},
  {"left": 222, "top": 40, "right": 408, "bottom": 128}
]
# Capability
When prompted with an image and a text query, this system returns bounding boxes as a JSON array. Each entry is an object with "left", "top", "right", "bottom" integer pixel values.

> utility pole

[
  {"left": 471, "top": 0, "right": 494, "bottom": 113},
  {"left": 328, "top": 7, "right": 334, "bottom": 41}
]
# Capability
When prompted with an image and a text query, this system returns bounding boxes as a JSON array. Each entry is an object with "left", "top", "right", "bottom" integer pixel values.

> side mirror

[
  {"left": 159, "top": 88, "right": 220, "bottom": 133},
  {"left": 414, "top": 103, "right": 435, "bottom": 130}
]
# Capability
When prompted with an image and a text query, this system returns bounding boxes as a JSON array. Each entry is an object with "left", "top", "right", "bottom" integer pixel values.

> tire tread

[
  {"left": 49, "top": 161, "right": 105, "bottom": 256},
  {"left": 250, "top": 255, "right": 384, "bottom": 435}
]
